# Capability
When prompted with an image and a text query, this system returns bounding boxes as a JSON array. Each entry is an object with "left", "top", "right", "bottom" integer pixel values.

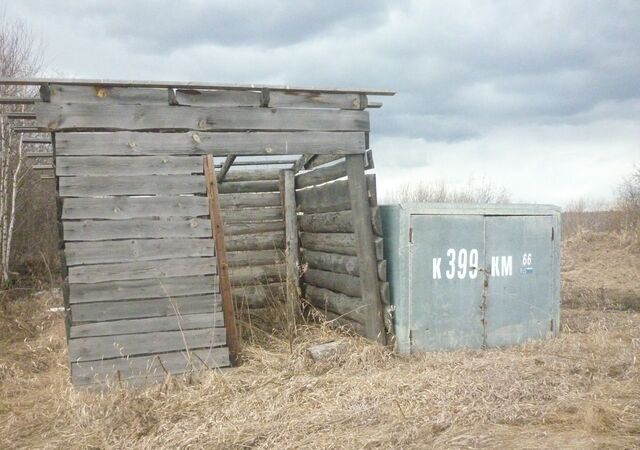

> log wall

[{"left": 295, "top": 153, "right": 390, "bottom": 337}]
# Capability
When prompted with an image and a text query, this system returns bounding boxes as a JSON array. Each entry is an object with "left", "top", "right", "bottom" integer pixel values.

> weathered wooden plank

[
  {"left": 323, "top": 310, "right": 365, "bottom": 335},
  {"left": 204, "top": 155, "right": 240, "bottom": 366},
  {"left": 378, "top": 259, "right": 388, "bottom": 282},
  {"left": 223, "top": 207, "right": 283, "bottom": 223},
  {"left": 227, "top": 249, "right": 284, "bottom": 267},
  {"left": 379, "top": 281, "right": 390, "bottom": 305},
  {"left": 170, "top": 89, "right": 261, "bottom": 107},
  {"left": 346, "top": 153, "right": 385, "bottom": 342},
  {"left": 63, "top": 218, "right": 211, "bottom": 241},
  {"left": 6, "top": 111, "right": 36, "bottom": 119},
  {"left": 229, "top": 264, "right": 286, "bottom": 285},
  {"left": 304, "top": 284, "right": 366, "bottom": 323},
  {"left": 268, "top": 91, "right": 366, "bottom": 110},
  {"left": 283, "top": 170, "right": 301, "bottom": 321},
  {"left": 217, "top": 180, "right": 280, "bottom": 194},
  {"left": 302, "top": 268, "right": 360, "bottom": 298},
  {"left": 303, "top": 250, "right": 359, "bottom": 277},
  {"left": 54, "top": 131, "right": 366, "bottom": 156},
  {"left": 219, "top": 192, "right": 281, "bottom": 208},
  {"left": 59, "top": 174, "right": 205, "bottom": 197},
  {"left": 70, "top": 313, "right": 223, "bottom": 338},
  {"left": 71, "top": 347, "right": 230, "bottom": 386},
  {"left": 305, "top": 154, "right": 343, "bottom": 171},
  {"left": 224, "top": 221, "right": 283, "bottom": 236},
  {"left": 45, "top": 84, "right": 169, "bottom": 105},
  {"left": 225, "top": 231, "right": 285, "bottom": 251},
  {"left": 65, "top": 238, "right": 214, "bottom": 266},
  {"left": 296, "top": 174, "right": 376, "bottom": 214},
  {"left": 295, "top": 149, "right": 373, "bottom": 188},
  {"left": 68, "top": 328, "right": 227, "bottom": 362},
  {"left": 222, "top": 168, "right": 281, "bottom": 182},
  {"left": 36, "top": 103, "right": 370, "bottom": 132},
  {"left": 71, "top": 294, "right": 221, "bottom": 322},
  {"left": 217, "top": 155, "right": 236, "bottom": 182},
  {"left": 62, "top": 196, "right": 208, "bottom": 220},
  {"left": 299, "top": 207, "right": 382, "bottom": 234},
  {"left": 232, "top": 283, "right": 286, "bottom": 309},
  {"left": 56, "top": 156, "right": 203, "bottom": 176},
  {"left": 0, "top": 96, "right": 40, "bottom": 105},
  {"left": 69, "top": 275, "right": 218, "bottom": 303},
  {"left": 68, "top": 257, "right": 217, "bottom": 284}
]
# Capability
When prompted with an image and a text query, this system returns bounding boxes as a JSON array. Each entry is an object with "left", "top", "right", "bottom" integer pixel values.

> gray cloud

[{"left": 3, "top": 0, "right": 639, "bottom": 204}]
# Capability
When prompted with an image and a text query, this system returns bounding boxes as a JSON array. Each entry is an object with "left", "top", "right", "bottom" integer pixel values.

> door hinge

[
  {"left": 551, "top": 227, "right": 555, "bottom": 241},
  {"left": 409, "top": 227, "right": 413, "bottom": 243}
]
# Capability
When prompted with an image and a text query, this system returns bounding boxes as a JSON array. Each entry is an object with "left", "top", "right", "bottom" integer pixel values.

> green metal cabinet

[{"left": 381, "top": 204, "right": 561, "bottom": 354}]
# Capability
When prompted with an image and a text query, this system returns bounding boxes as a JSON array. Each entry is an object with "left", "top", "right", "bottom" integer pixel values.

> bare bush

[
  {"left": 0, "top": 13, "right": 48, "bottom": 287},
  {"left": 617, "top": 165, "right": 640, "bottom": 239},
  {"left": 385, "top": 177, "right": 510, "bottom": 204}
]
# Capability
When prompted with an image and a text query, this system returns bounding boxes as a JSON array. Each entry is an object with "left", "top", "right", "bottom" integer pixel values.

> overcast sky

[{"left": 4, "top": 0, "right": 639, "bottom": 206}]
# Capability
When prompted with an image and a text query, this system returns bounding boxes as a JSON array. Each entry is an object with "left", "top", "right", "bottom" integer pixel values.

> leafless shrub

[{"left": 386, "top": 177, "right": 510, "bottom": 204}]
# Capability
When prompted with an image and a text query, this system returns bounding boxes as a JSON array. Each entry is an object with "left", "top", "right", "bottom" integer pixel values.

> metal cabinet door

[
  {"left": 484, "top": 215, "right": 555, "bottom": 347},
  {"left": 409, "top": 215, "right": 485, "bottom": 351}
]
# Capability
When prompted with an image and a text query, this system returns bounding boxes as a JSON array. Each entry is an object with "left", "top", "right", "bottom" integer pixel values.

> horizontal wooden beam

[
  {"left": 4, "top": 112, "right": 36, "bottom": 120},
  {"left": 12, "top": 126, "right": 40, "bottom": 133},
  {"left": 54, "top": 131, "right": 365, "bottom": 156},
  {"left": 23, "top": 138, "right": 51, "bottom": 144},
  {"left": 26, "top": 152, "right": 53, "bottom": 158},
  {"left": 0, "top": 77, "right": 396, "bottom": 96},
  {"left": 44, "top": 84, "right": 169, "bottom": 105},
  {"left": 0, "top": 96, "right": 40, "bottom": 104},
  {"left": 32, "top": 164, "right": 53, "bottom": 170},
  {"left": 35, "top": 103, "right": 370, "bottom": 132}
]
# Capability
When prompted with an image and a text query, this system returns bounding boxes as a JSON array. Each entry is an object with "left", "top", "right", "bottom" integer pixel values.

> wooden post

[
  {"left": 282, "top": 169, "right": 301, "bottom": 322},
  {"left": 218, "top": 154, "right": 236, "bottom": 182},
  {"left": 345, "top": 153, "right": 385, "bottom": 343},
  {"left": 204, "top": 155, "right": 240, "bottom": 365}
]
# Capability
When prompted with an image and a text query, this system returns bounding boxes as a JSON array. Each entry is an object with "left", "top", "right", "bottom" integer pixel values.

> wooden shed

[{"left": 0, "top": 78, "right": 395, "bottom": 386}]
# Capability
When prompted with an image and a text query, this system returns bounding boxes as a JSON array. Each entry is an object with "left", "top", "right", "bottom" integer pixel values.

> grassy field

[{"left": 1, "top": 231, "right": 639, "bottom": 449}]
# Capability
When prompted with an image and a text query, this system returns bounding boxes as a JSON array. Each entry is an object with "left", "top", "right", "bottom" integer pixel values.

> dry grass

[
  {"left": 1, "top": 294, "right": 639, "bottom": 449},
  {"left": 1, "top": 231, "right": 640, "bottom": 449}
]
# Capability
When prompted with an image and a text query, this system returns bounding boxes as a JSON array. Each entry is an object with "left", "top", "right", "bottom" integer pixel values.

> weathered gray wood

[
  {"left": 68, "top": 257, "right": 217, "bottom": 283},
  {"left": 299, "top": 207, "right": 382, "bottom": 235},
  {"left": 35, "top": 103, "right": 370, "bottom": 132},
  {"left": 65, "top": 238, "right": 214, "bottom": 266},
  {"left": 305, "top": 154, "right": 343, "bottom": 171},
  {"left": 0, "top": 96, "right": 40, "bottom": 104},
  {"left": 59, "top": 175, "right": 205, "bottom": 197},
  {"left": 303, "top": 250, "right": 359, "bottom": 277},
  {"left": 217, "top": 180, "right": 280, "bottom": 193},
  {"left": 219, "top": 192, "right": 281, "bottom": 208},
  {"left": 26, "top": 151, "right": 53, "bottom": 158},
  {"left": 46, "top": 84, "right": 170, "bottom": 105},
  {"left": 217, "top": 155, "right": 236, "bottom": 182},
  {"left": 54, "top": 131, "right": 366, "bottom": 156},
  {"left": 68, "top": 327, "right": 227, "bottom": 362},
  {"left": 378, "top": 260, "right": 388, "bottom": 282},
  {"left": 56, "top": 156, "right": 203, "bottom": 176},
  {"left": 63, "top": 218, "right": 211, "bottom": 241},
  {"left": 306, "top": 341, "right": 345, "bottom": 362},
  {"left": 346, "top": 153, "right": 385, "bottom": 342},
  {"left": 296, "top": 174, "right": 376, "bottom": 213},
  {"left": 70, "top": 313, "right": 223, "bottom": 338},
  {"left": 223, "top": 207, "right": 283, "bottom": 223},
  {"left": 62, "top": 196, "right": 209, "bottom": 220},
  {"left": 227, "top": 249, "right": 284, "bottom": 267},
  {"left": 268, "top": 91, "right": 366, "bottom": 110},
  {"left": 322, "top": 311, "right": 365, "bottom": 335},
  {"left": 69, "top": 275, "right": 219, "bottom": 303},
  {"left": 71, "top": 294, "right": 221, "bottom": 322},
  {"left": 33, "top": 164, "right": 53, "bottom": 170},
  {"left": 291, "top": 154, "right": 315, "bottom": 174},
  {"left": 23, "top": 138, "right": 51, "bottom": 144},
  {"left": 283, "top": 170, "right": 301, "bottom": 321},
  {"left": 302, "top": 268, "right": 360, "bottom": 298},
  {"left": 71, "top": 347, "right": 230, "bottom": 386},
  {"left": 224, "top": 221, "right": 283, "bottom": 236},
  {"left": 229, "top": 264, "right": 285, "bottom": 286},
  {"left": 225, "top": 231, "right": 285, "bottom": 251},
  {"left": 379, "top": 281, "right": 390, "bottom": 305},
  {"left": 301, "top": 232, "right": 357, "bottom": 255},
  {"left": 5, "top": 77, "right": 395, "bottom": 96},
  {"left": 222, "top": 168, "right": 281, "bottom": 182},
  {"left": 304, "top": 284, "right": 366, "bottom": 324},
  {"left": 5, "top": 111, "right": 36, "bottom": 119},
  {"left": 232, "top": 283, "right": 285, "bottom": 308},
  {"left": 171, "top": 89, "right": 262, "bottom": 107},
  {"left": 295, "top": 149, "right": 373, "bottom": 188}
]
